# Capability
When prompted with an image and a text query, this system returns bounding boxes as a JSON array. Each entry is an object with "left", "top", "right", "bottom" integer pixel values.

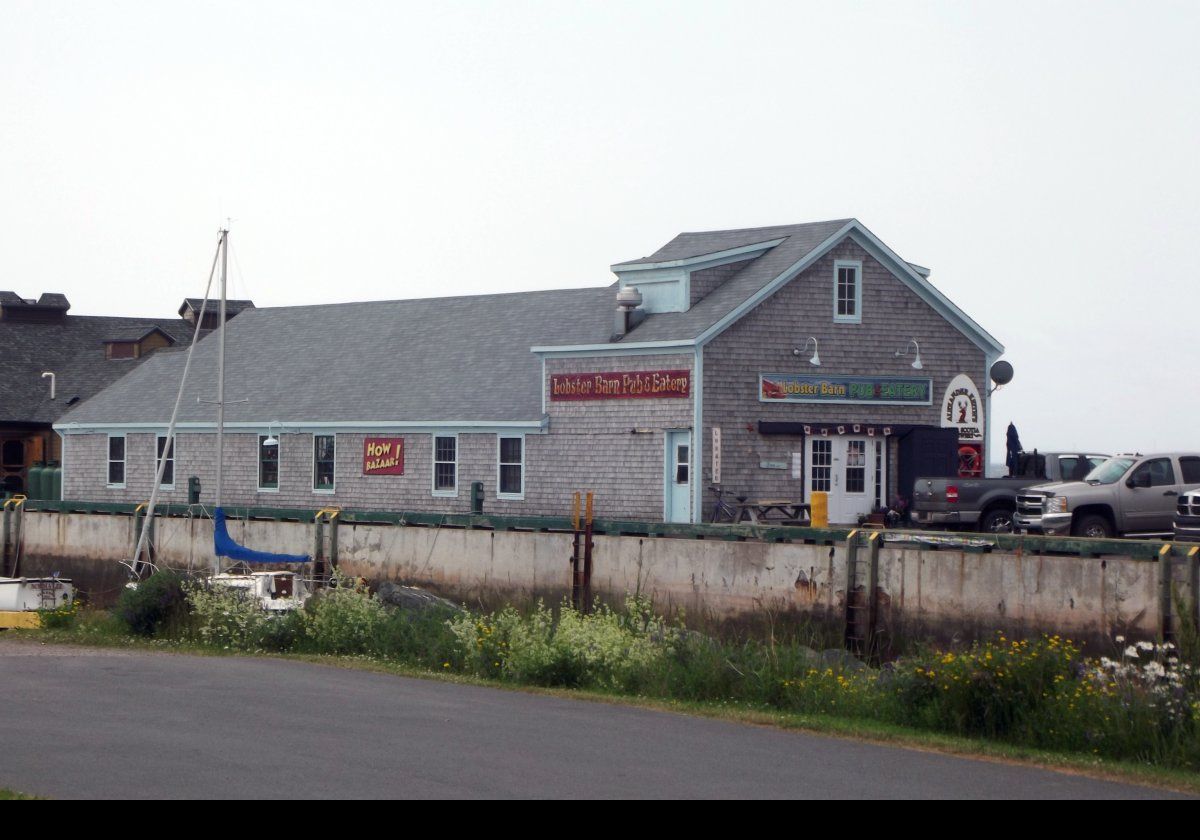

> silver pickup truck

[{"left": 1016, "top": 452, "right": 1200, "bottom": 538}]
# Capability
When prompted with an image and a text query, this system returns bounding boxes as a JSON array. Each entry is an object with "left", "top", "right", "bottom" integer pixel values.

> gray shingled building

[{"left": 55, "top": 220, "right": 1003, "bottom": 524}]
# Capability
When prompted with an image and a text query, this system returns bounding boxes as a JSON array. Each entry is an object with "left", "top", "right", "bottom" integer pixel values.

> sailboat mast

[{"left": 215, "top": 227, "right": 228, "bottom": 516}]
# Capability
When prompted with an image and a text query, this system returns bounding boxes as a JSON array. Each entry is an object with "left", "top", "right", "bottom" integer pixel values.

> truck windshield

[{"left": 1084, "top": 457, "right": 1135, "bottom": 485}]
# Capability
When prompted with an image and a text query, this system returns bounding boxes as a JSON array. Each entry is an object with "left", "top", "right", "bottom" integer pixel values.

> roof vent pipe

[{"left": 611, "top": 287, "right": 645, "bottom": 341}]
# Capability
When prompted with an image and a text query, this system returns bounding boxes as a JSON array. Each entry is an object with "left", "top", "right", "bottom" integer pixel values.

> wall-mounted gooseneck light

[
  {"left": 262, "top": 422, "right": 280, "bottom": 447},
  {"left": 895, "top": 339, "right": 923, "bottom": 370},
  {"left": 792, "top": 337, "right": 821, "bottom": 367}
]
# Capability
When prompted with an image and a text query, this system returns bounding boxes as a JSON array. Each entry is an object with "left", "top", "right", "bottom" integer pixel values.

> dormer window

[{"left": 833, "top": 260, "right": 862, "bottom": 324}]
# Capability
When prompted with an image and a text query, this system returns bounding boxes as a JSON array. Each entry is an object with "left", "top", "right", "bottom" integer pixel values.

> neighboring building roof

[
  {"left": 0, "top": 315, "right": 196, "bottom": 425},
  {"left": 101, "top": 326, "right": 175, "bottom": 344},
  {"left": 178, "top": 298, "right": 256, "bottom": 318},
  {"left": 58, "top": 288, "right": 617, "bottom": 427}
]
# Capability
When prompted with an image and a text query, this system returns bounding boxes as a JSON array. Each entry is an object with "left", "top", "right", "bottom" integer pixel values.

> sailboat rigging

[{"left": 125, "top": 228, "right": 309, "bottom": 604}]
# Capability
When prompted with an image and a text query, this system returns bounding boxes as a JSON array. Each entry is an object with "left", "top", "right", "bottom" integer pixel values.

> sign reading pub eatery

[
  {"left": 550, "top": 370, "right": 690, "bottom": 401},
  {"left": 759, "top": 374, "right": 932, "bottom": 405}
]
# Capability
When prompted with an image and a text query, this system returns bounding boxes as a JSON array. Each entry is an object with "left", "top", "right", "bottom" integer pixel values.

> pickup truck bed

[{"left": 912, "top": 452, "right": 1107, "bottom": 533}]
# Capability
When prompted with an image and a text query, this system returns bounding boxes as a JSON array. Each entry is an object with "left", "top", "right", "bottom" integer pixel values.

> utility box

[
  {"left": 471, "top": 481, "right": 484, "bottom": 515},
  {"left": 188, "top": 476, "right": 202, "bottom": 505}
]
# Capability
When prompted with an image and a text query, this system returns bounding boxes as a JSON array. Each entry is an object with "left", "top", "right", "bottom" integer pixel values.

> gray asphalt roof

[
  {"left": 55, "top": 219, "right": 999, "bottom": 427},
  {"left": 0, "top": 315, "right": 196, "bottom": 424},
  {"left": 562, "top": 219, "right": 854, "bottom": 345},
  {"left": 59, "top": 287, "right": 618, "bottom": 425}
]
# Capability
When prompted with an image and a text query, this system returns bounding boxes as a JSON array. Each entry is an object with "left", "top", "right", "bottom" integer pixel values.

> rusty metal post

[
  {"left": 866, "top": 530, "right": 881, "bottom": 659},
  {"left": 569, "top": 492, "right": 582, "bottom": 611},
  {"left": 1159, "top": 544, "right": 1175, "bottom": 645},
  {"left": 1190, "top": 547, "right": 1200, "bottom": 634},
  {"left": 583, "top": 492, "right": 594, "bottom": 614}
]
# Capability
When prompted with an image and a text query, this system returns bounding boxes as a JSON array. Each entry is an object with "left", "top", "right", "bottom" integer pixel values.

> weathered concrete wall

[{"left": 15, "top": 510, "right": 1170, "bottom": 646}]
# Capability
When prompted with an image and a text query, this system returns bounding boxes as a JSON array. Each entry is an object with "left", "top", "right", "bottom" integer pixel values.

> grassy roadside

[
  {"left": 10, "top": 630, "right": 1200, "bottom": 796},
  {"left": 0, "top": 788, "right": 41, "bottom": 800}
]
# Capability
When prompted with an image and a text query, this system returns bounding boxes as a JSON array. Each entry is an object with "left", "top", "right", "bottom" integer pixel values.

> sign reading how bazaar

[
  {"left": 941, "top": 374, "right": 984, "bottom": 443},
  {"left": 550, "top": 370, "right": 690, "bottom": 401},
  {"left": 759, "top": 374, "right": 932, "bottom": 405},
  {"left": 363, "top": 437, "right": 405, "bottom": 475}
]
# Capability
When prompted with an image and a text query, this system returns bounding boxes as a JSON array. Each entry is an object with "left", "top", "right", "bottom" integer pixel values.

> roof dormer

[{"left": 610, "top": 238, "right": 783, "bottom": 313}]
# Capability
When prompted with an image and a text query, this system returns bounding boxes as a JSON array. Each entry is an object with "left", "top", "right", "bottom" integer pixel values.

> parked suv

[{"left": 1016, "top": 452, "right": 1200, "bottom": 538}]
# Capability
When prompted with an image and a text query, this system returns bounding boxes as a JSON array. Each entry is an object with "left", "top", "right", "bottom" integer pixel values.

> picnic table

[{"left": 734, "top": 499, "right": 811, "bottom": 525}]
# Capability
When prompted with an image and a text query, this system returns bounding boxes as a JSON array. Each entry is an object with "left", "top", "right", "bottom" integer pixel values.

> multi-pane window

[
  {"left": 313, "top": 435, "right": 335, "bottom": 492},
  {"left": 834, "top": 261, "right": 862, "bottom": 323},
  {"left": 845, "top": 439, "right": 866, "bottom": 493},
  {"left": 433, "top": 435, "right": 457, "bottom": 494},
  {"left": 810, "top": 439, "right": 832, "bottom": 492},
  {"left": 107, "top": 435, "right": 126, "bottom": 486},
  {"left": 156, "top": 435, "right": 175, "bottom": 488},
  {"left": 258, "top": 435, "right": 279, "bottom": 490},
  {"left": 498, "top": 436, "right": 524, "bottom": 498}
]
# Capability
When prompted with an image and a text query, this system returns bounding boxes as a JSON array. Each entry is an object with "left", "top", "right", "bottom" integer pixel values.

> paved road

[{"left": 0, "top": 640, "right": 1187, "bottom": 799}]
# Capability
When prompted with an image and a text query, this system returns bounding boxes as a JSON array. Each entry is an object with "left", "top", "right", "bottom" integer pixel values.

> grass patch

[{"left": 0, "top": 788, "right": 41, "bottom": 800}]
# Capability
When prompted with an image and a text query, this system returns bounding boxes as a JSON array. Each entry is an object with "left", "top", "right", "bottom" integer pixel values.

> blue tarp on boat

[{"left": 213, "top": 506, "right": 309, "bottom": 564}]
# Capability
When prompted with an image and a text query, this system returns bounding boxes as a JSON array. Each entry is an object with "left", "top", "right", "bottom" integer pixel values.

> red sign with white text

[
  {"left": 550, "top": 370, "right": 690, "bottom": 401},
  {"left": 363, "top": 437, "right": 405, "bottom": 475}
]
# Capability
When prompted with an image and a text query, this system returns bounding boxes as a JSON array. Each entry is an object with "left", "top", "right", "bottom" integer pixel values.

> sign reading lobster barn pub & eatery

[
  {"left": 759, "top": 374, "right": 932, "bottom": 404},
  {"left": 363, "top": 437, "right": 405, "bottom": 475},
  {"left": 550, "top": 370, "right": 690, "bottom": 401}
]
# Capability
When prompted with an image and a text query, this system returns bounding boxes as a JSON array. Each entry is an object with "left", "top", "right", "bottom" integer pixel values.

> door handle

[{"left": 1165, "top": 490, "right": 1179, "bottom": 497}]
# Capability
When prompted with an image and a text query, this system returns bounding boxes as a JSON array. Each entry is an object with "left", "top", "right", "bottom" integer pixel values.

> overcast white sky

[{"left": 2, "top": 1, "right": 1197, "bottom": 459}]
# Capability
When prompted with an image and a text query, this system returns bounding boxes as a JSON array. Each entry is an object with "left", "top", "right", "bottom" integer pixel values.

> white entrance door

[
  {"left": 665, "top": 431, "right": 691, "bottom": 523},
  {"left": 805, "top": 436, "right": 884, "bottom": 524}
]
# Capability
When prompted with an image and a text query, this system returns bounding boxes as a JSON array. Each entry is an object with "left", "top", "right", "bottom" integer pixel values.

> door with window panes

[
  {"left": 805, "top": 436, "right": 885, "bottom": 524},
  {"left": 665, "top": 430, "right": 691, "bottom": 523}
]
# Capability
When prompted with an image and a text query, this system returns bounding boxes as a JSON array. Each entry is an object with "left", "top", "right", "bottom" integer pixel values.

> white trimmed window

[
  {"left": 107, "top": 435, "right": 126, "bottom": 487},
  {"left": 433, "top": 435, "right": 457, "bottom": 496},
  {"left": 258, "top": 435, "right": 279, "bottom": 491},
  {"left": 833, "top": 259, "right": 862, "bottom": 324},
  {"left": 155, "top": 435, "right": 175, "bottom": 489},
  {"left": 313, "top": 435, "right": 336, "bottom": 493},
  {"left": 498, "top": 435, "right": 524, "bottom": 500}
]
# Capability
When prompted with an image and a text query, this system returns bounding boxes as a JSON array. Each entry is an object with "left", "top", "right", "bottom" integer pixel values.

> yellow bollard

[{"left": 810, "top": 491, "right": 829, "bottom": 528}]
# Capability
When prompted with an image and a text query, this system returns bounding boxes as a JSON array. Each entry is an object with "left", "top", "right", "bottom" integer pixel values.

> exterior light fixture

[
  {"left": 41, "top": 371, "right": 56, "bottom": 400},
  {"left": 895, "top": 339, "right": 922, "bottom": 370},
  {"left": 263, "top": 422, "right": 280, "bottom": 447},
  {"left": 792, "top": 337, "right": 820, "bottom": 366}
]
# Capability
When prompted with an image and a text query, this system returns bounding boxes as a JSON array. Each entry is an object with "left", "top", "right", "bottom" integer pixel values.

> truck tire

[
  {"left": 1073, "top": 514, "right": 1113, "bottom": 539},
  {"left": 979, "top": 507, "right": 1014, "bottom": 533}
]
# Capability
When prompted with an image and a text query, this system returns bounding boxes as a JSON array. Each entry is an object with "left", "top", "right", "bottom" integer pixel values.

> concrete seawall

[{"left": 13, "top": 510, "right": 1184, "bottom": 646}]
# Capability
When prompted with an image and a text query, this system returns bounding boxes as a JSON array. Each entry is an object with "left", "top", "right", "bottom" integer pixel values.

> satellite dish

[{"left": 990, "top": 360, "right": 1014, "bottom": 386}]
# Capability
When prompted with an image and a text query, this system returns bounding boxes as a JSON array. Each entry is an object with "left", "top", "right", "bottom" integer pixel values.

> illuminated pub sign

[
  {"left": 550, "top": 370, "right": 690, "bottom": 401},
  {"left": 759, "top": 373, "right": 932, "bottom": 405},
  {"left": 363, "top": 437, "right": 404, "bottom": 475}
]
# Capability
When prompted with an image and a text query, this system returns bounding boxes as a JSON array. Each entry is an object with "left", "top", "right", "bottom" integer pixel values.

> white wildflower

[
  {"left": 1125, "top": 645, "right": 1140, "bottom": 658},
  {"left": 1114, "top": 635, "right": 1125, "bottom": 644},
  {"left": 1137, "top": 640, "right": 1155, "bottom": 652}
]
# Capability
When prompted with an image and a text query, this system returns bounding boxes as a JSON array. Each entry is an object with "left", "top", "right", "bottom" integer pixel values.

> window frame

[
  {"left": 107, "top": 434, "right": 126, "bottom": 488},
  {"left": 155, "top": 434, "right": 175, "bottom": 490},
  {"left": 832, "top": 259, "right": 863, "bottom": 324},
  {"left": 497, "top": 434, "right": 525, "bottom": 501},
  {"left": 432, "top": 433, "right": 458, "bottom": 497},
  {"left": 312, "top": 434, "right": 336, "bottom": 494},
  {"left": 257, "top": 434, "right": 280, "bottom": 493}
]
